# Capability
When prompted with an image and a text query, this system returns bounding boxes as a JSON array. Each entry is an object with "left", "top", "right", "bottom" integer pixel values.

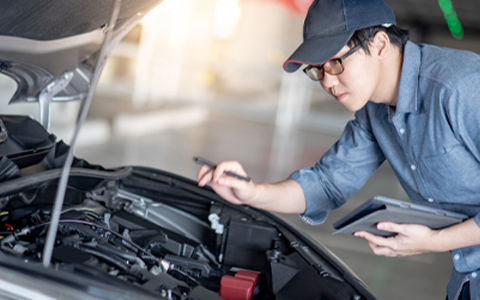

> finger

[
  {"left": 354, "top": 231, "right": 377, "bottom": 239},
  {"left": 197, "top": 167, "right": 214, "bottom": 187},
  {"left": 197, "top": 165, "right": 212, "bottom": 180},
  {"left": 210, "top": 161, "right": 229, "bottom": 182},
  {"left": 199, "top": 165, "right": 251, "bottom": 191},
  {"left": 377, "top": 222, "right": 404, "bottom": 233},
  {"left": 213, "top": 161, "right": 248, "bottom": 182},
  {"left": 354, "top": 231, "right": 392, "bottom": 248},
  {"left": 208, "top": 177, "right": 256, "bottom": 205},
  {"left": 217, "top": 172, "right": 251, "bottom": 190},
  {"left": 208, "top": 182, "right": 247, "bottom": 205}
]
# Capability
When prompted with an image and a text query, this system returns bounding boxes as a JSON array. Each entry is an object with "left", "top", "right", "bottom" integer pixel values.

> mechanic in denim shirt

[
  {"left": 197, "top": 1, "right": 480, "bottom": 299},
  {"left": 289, "top": 40, "right": 480, "bottom": 300}
]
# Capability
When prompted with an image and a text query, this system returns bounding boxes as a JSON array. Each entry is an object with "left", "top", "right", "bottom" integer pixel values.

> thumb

[{"left": 377, "top": 222, "right": 403, "bottom": 233}]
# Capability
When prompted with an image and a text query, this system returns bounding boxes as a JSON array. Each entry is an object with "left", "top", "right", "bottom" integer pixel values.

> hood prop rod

[
  {"left": 38, "top": 71, "right": 74, "bottom": 131},
  {"left": 42, "top": 0, "right": 122, "bottom": 268}
]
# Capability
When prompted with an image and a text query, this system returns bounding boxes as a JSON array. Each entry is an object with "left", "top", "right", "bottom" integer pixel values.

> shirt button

[
  {"left": 454, "top": 254, "right": 460, "bottom": 260},
  {"left": 399, "top": 128, "right": 405, "bottom": 134},
  {"left": 472, "top": 272, "right": 478, "bottom": 278},
  {"left": 410, "top": 165, "right": 416, "bottom": 171},
  {"left": 427, "top": 198, "right": 434, "bottom": 203}
]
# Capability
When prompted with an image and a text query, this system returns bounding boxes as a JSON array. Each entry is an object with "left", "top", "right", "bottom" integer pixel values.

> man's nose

[{"left": 320, "top": 72, "right": 339, "bottom": 93}]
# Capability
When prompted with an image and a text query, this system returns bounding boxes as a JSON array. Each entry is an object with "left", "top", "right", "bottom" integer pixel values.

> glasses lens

[
  {"left": 324, "top": 59, "right": 344, "bottom": 76},
  {"left": 304, "top": 59, "right": 344, "bottom": 81},
  {"left": 304, "top": 66, "right": 323, "bottom": 81}
]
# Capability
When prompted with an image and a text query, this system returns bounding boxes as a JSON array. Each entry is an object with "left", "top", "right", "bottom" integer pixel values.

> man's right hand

[
  {"left": 197, "top": 160, "right": 256, "bottom": 206},
  {"left": 196, "top": 160, "right": 306, "bottom": 214}
]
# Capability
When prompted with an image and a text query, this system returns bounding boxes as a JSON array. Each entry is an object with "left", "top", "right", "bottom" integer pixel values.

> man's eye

[{"left": 330, "top": 59, "right": 341, "bottom": 66}]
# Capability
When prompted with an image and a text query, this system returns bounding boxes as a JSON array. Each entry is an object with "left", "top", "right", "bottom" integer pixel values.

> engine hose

[
  {"left": 18, "top": 219, "right": 159, "bottom": 260},
  {"left": 84, "top": 243, "right": 146, "bottom": 269},
  {"left": 77, "top": 245, "right": 132, "bottom": 273}
]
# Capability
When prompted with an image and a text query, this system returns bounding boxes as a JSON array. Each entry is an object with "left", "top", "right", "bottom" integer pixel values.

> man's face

[{"left": 319, "top": 44, "right": 379, "bottom": 112}]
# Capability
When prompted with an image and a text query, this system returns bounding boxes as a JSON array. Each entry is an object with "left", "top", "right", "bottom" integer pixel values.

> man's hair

[{"left": 346, "top": 25, "right": 410, "bottom": 55}]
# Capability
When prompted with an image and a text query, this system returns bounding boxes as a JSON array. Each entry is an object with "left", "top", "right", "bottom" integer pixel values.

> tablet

[{"left": 332, "top": 196, "right": 469, "bottom": 237}]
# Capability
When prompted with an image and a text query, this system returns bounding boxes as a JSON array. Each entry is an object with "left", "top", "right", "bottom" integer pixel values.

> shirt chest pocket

[{"left": 420, "top": 144, "right": 480, "bottom": 204}]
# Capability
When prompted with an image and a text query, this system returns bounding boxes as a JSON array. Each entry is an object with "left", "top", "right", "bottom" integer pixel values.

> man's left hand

[{"left": 354, "top": 222, "right": 439, "bottom": 257}]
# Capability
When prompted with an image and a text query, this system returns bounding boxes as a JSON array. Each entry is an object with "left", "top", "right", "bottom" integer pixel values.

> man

[{"left": 197, "top": 0, "right": 480, "bottom": 299}]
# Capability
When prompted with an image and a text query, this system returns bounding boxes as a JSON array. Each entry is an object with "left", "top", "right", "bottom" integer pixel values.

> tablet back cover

[{"left": 332, "top": 196, "right": 468, "bottom": 237}]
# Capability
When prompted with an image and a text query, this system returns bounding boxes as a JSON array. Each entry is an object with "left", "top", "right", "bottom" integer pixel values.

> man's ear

[{"left": 371, "top": 31, "right": 390, "bottom": 60}]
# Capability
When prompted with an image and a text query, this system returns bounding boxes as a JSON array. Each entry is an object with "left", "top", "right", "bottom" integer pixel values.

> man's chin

[
  {"left": 340, "top": 99, "right": 368, "bottom": 112},
  {"left": 342, "top": 103, "right": 362, "bottom": 112}
]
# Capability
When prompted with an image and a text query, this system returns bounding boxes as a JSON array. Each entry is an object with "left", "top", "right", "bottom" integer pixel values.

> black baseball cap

[{"left": 283, "top": 0, "right": 396, "bottom": 73}]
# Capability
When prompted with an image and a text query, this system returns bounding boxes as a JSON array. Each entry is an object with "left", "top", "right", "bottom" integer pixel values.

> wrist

[
  {"left": 249, "top": 182, "right": 265, "bottom": 206},
  {"left": 427, "top": 229, "right": 445, "bottom": 253},
  {"left": 247, "top": 182, "right": 277, "bottom": 211}
]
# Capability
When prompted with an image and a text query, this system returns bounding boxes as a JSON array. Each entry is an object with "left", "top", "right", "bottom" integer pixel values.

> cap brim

[{"left": 283, "top": 30, "right": 355, "bottom": 73}]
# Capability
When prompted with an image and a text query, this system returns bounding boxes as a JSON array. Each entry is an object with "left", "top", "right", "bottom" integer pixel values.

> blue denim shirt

[{"left": 289, "top": 41, "right": 480, "bottom": 299}]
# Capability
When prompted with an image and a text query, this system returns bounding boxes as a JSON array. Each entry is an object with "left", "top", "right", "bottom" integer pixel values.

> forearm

[
  {"left": 432, "top": 218, "right": 480, "bottom": 252},
  {"left": 249, "top": 179, "right": 306, "bottom": 214}
]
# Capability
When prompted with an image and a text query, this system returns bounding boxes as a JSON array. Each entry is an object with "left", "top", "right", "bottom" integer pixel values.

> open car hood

[{"left": 0, "top": 0, "right": 162, "bottom": 129}]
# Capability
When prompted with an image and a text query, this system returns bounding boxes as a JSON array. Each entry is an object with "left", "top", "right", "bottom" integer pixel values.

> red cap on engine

[{"left": 219, "top": 270, "right": 259, "bottom": 300}]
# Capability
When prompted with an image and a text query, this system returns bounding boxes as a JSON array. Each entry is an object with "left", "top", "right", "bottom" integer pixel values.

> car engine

[{"left": 0, "top": 164, "right": 367, "bottom": 300}]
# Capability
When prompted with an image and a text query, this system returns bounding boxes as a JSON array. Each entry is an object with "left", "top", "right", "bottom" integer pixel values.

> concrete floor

[{"left": 75, "top": 110, "right": 453, "bottom": 300}]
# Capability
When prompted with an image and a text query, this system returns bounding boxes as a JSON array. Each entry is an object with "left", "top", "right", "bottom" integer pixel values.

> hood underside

[{"left": 0, "top": 0, "right": 163, "bottom": 110}]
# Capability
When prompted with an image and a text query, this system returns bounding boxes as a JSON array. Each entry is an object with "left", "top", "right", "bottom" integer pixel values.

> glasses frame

[{"left": 303, "top": 39, "right": 370, "bottom": 81}]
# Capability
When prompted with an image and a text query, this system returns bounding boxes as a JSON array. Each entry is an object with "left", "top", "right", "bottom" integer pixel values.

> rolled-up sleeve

[{"left": 289, "top": 109, "right": 386, "bottom": 225}]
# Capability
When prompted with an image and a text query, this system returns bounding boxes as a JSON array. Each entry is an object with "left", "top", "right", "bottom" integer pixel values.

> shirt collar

[{"left": 396, "top": 41, "right": 421, "bottom": 113}]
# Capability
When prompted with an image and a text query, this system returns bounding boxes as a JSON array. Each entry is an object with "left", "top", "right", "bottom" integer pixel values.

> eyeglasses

[{"left": 303, "top": 40, "right": 368, "bottom": 81}]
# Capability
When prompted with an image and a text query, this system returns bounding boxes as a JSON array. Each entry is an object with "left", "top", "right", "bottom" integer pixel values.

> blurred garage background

[{"left": 1, "top": 0, "right": 480, "bottom": 299}]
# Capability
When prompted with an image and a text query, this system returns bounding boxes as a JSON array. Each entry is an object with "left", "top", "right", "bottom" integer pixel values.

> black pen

[{"left": 193, "top": 156, "right": 251, "bottom": 182}]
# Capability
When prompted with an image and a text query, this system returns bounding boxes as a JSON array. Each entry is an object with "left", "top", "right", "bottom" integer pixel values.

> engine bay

[{"left": 0, "top": 166, "right": 367, "bottom": 300}]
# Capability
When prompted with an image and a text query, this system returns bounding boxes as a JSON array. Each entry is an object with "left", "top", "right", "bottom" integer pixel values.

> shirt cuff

[
  {"left": 288, "top": 168, "right": 342, "bottom": 225},
  {"left": 474, "top": 213, "right": 480, "bottom": 228}
]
